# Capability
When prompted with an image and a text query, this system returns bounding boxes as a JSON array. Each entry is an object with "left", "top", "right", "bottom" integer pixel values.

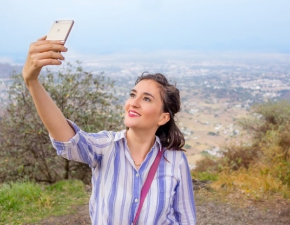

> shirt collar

[{"left": 114, "top": 130, "right": 162, "bottom": 151}]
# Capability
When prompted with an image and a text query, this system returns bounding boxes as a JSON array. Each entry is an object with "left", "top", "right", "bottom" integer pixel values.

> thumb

[{"left": 38, "top": 36, "right": 47, "bottom": 41}]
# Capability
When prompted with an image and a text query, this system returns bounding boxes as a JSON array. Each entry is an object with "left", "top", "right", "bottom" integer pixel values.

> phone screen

[{"left": 46, "top": 20, "right": 74, "bottom": 42}]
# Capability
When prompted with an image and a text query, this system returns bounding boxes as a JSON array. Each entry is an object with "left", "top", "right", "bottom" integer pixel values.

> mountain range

[{"left": 0, "top": 63, "right": 23, "bottom": 78}]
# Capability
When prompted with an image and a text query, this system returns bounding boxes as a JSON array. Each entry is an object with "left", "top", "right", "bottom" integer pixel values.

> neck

[{"left": 126, "top": 128, "right": 157, "bottom": 160}]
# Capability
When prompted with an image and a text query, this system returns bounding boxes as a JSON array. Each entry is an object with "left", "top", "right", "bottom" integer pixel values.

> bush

[
  {"left": 194, "top": 156, "right": 220, "bottom": 174},
  {"left": 192, "top": 100, "right": 290, "bottom": 195},
  {"left": 221, "top": 144, "right": 260, "bottom": 171},
  {"left": 211, "top": 169, "right": 290, "bottom": 199},
  {"left": 0, "top": 62, "right": 124, "bottom": 184}
]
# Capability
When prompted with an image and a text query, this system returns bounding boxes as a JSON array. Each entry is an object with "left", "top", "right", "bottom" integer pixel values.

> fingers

[
  {"left": 28, "top": 50, "right": 65, "bottom": 68},
  {"left": 32, "top": 58, "right": 63, "bottom": 68},
  {"left": 25, "top": 40, "right": 67, "bottom": 72},
  {"left": 28, "top": 40, "right": 67, "bottom": 66},
  {"left": 40, "top": 51, "right": 65, "bottom": 60},
  {"left": 31, "top": 41, "right": 67, "bottom": 52},
  {"left": 33, "top": 51, "right": 65, "bottom": 62},
  {"left": 34, "top": 40, "right": 65, "bottom": 47},
  {"left": 22, "top": 37, "right": 69, "bottom": 84}
]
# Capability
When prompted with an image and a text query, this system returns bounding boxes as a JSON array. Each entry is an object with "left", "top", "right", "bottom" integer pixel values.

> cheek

[{"left": 145, "top": 106, "right": 161, "bottom": 117}]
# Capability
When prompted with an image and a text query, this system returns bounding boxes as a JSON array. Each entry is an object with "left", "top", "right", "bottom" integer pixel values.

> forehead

[{"left": 134, "top": 79, "right": 161, "bottom": 94}]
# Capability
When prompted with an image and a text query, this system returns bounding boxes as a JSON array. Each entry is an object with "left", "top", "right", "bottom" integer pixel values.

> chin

[
  {"left": 124, "top": 120, "right": 133, "bottom": 129},
  {"left": 124, "top": 121, "right": 138, "bottom": 130},
  {"left": 124, "top": 124, "right": 134, "bottom": 129}
]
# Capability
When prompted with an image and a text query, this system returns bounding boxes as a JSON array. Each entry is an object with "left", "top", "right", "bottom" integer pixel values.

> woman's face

[{"left": 124, "top": 79, "right": 169, "bottom": 132}]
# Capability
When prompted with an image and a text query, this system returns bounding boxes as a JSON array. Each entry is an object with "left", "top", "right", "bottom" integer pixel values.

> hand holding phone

[
  {"left": 46, "top": 20, "right": 74, "bottom": 43},
  {"left": 23, "top": 20, "right": 74, "bottom": 84}
]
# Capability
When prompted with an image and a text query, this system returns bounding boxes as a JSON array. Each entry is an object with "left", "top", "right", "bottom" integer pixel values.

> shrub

[
  {"left": 221, "top": 144, "right": 260, "bottom": 171},
  {"left": 194, "top": 156, "right": 220, "bottom": 173},
  {"left": 0, "top": 62, "right": 124, "bottom": 184},
  {"left": 192, "top": 100, "right": 290, "bottom": 195}
]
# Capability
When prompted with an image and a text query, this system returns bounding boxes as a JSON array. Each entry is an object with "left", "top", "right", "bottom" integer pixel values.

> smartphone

[{"left": 46, "top": 20, "right": 74, "bottom": 42}]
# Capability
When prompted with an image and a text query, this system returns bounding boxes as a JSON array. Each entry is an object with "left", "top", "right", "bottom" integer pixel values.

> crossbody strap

[{"left": 132, "top": 148, "right": 163, "bottom": 225}]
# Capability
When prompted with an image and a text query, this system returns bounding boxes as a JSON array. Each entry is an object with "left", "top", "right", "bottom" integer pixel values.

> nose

[{"left": 130, "top": 96, "right": 140, "bottom": 108}]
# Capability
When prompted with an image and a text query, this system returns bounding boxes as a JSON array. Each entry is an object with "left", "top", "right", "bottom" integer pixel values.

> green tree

[{"left": 0, "top": 62, "right": 124, "bottom": 184}]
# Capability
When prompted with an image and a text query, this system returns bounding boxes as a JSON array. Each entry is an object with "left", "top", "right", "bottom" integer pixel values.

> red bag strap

[{"left": 132, "top": 148, "right": 163, "bottom": 225}]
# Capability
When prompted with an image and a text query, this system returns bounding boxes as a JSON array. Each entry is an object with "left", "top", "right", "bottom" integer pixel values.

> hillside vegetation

[
  {"left": 0, "top": 179, "right": 88, "bottom": 224},
  {"left": 1, "top": 62, "right": 290, "bottom": 222},
  {"left": 0, "top": 62, "right": 123, "bottom": 184},
  {"left": 192, "top": 100, "right": 290, "bottom": 199}
]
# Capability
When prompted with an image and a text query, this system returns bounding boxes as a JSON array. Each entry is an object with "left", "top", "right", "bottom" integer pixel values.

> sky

[{"left": 1, "top": 0, "right": 290, "bottom": 64}]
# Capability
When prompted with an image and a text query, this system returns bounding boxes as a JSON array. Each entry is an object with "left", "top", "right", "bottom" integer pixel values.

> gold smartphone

[{"left": 46, "top": 20, "right": 74, "bottom": 42}]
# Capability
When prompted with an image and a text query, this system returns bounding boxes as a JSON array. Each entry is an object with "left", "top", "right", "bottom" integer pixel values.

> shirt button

[
  {"left": 136, "top": 173, "right": 139, "bottom": 177},
  {"left": 135, "top": 198, "right": 139, "bottom": 203}
]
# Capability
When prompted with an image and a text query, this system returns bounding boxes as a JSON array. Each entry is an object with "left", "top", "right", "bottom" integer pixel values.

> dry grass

[{"left": 210, "top": 168, "right": 290, "bottom": 200}]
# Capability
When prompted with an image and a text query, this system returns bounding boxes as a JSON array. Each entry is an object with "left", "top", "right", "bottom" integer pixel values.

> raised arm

[{"left": 22, "top": 36, "right": 75, "bottom": 141}]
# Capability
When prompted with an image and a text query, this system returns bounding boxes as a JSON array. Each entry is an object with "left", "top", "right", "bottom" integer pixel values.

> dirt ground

[
  {"left": 33, "top": 181, "right": 290, "bottom": 225},
  {"left": 33, "top": 198, "right": 290, "bottom": 225}
]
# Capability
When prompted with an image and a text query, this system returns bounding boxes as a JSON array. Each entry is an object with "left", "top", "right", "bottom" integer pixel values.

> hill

[{"left": 0, "top": 63, "right": 22, "bottom": 78}]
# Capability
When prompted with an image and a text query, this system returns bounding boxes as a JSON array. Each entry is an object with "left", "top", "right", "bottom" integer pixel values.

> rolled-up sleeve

[
  {"left": 49, "top": 120, "right": 113, "bottom": 168},
  {"left": 173, "top": 153, "right": 196, "bottom": 224}
]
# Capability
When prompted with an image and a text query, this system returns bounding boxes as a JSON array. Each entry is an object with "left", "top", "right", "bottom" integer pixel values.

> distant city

[{"left": 1, "top": 52, "right": 290, "bottom": 167}]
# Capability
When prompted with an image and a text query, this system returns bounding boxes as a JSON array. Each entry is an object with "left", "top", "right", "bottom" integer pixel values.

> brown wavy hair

[{"left": 135, "top": 72, "right": 185, "bottom": 151}]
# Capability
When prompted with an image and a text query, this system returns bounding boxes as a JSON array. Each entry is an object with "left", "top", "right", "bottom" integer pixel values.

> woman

[{"left": 22, "top": 37, "right": 196, "bottom": 224}]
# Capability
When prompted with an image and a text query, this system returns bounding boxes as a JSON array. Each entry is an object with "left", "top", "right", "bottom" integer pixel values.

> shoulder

[
  {"left": 163, "top": 149, "right": 187, "bottom": 162},
  {"left": 79, "top": 129, "right": 126, "bottom": 144},
  {"left": 161, "top": 150, "right": 191, "bottom": 182},
  {"left": 67, "top": 120, "right": 126, "bottom": 142},
  {"left": 162, "top": 149, "right": 189, "bottom": 171}
]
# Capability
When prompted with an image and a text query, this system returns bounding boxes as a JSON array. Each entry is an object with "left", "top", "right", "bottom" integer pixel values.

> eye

[
  {"left": 143, "top": 97, "right": 151, "bottom": 102},
  {"left": 129, "top": 92, "right": 135, "bottom": 98}
]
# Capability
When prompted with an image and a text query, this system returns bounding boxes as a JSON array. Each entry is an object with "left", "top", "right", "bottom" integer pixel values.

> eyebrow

[{"left": 130, "top": 89, "right": 155, "bottom": 99}]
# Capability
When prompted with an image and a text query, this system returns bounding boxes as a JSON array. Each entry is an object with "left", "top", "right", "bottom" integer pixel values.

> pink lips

[{"left": 128, "top": 110, "right": 141, "bottom": 117}]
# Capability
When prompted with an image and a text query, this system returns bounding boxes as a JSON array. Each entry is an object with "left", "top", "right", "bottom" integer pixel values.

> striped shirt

[{"left": 50, "top": 121, "right": 196, "bottom": 225}]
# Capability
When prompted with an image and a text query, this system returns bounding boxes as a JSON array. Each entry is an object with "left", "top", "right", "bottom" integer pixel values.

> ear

[{"left": 157, "top": 112, "right": 170, "bottom": 126}]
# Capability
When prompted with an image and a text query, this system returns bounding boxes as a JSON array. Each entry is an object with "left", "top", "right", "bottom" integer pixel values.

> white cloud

[{"left": 0, "top": 57, "right": 17, "bottom": 64}]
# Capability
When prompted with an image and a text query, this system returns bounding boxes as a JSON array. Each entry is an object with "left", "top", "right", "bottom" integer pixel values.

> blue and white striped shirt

[{"left": 50, "top": 121, "right": 196, "bottom": 225}]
